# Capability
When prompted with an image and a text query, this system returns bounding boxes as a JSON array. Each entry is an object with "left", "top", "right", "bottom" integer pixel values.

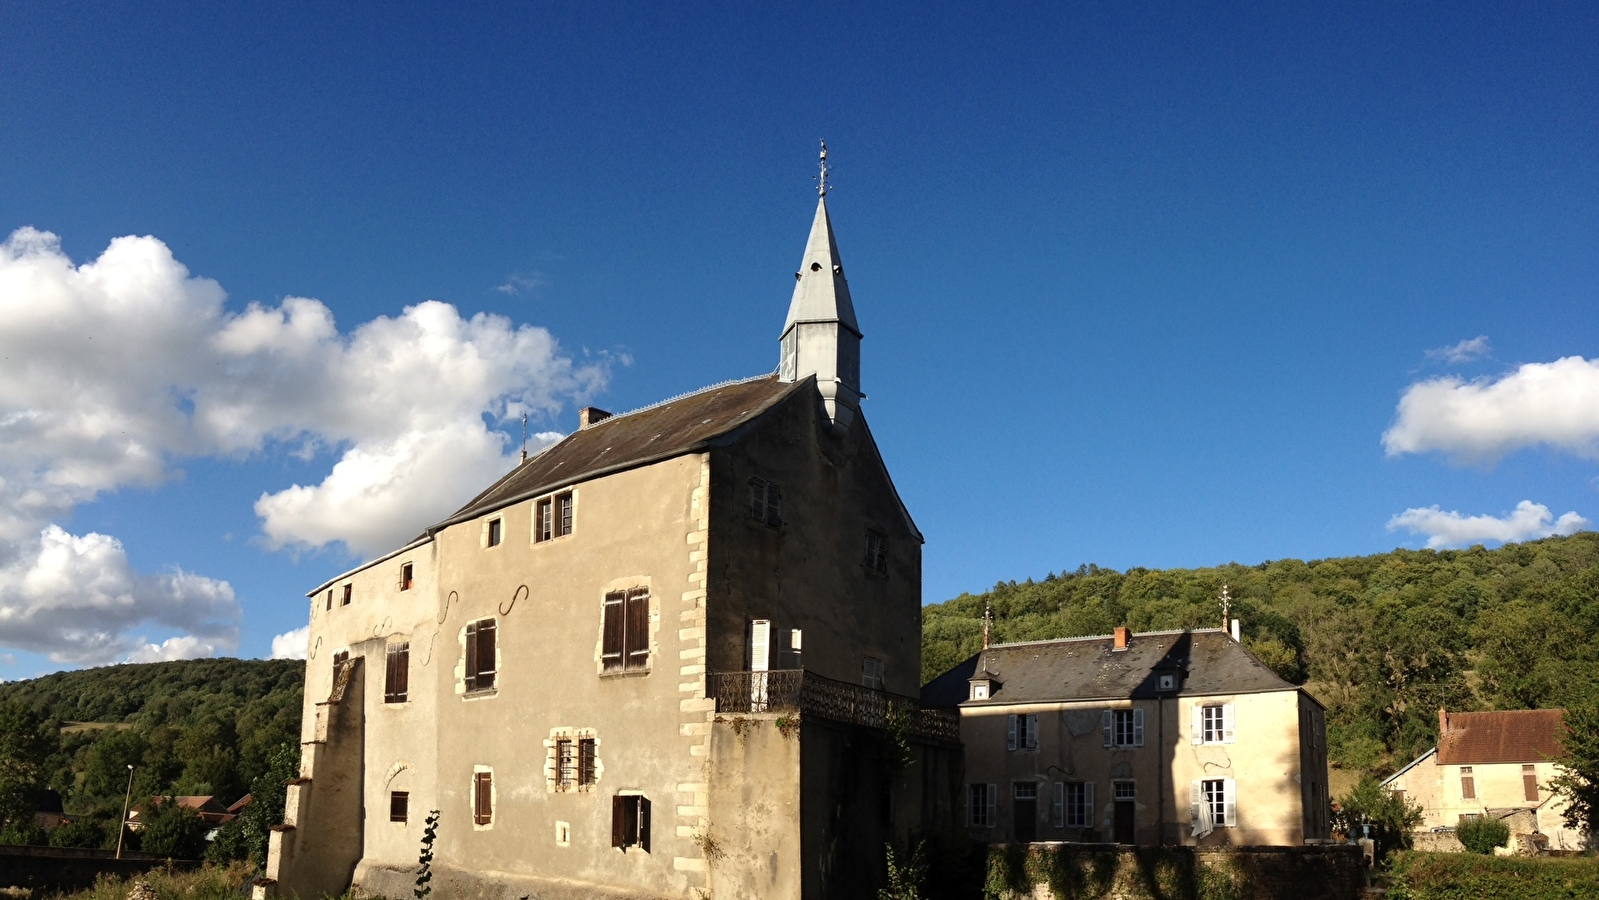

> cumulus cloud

[
  {"left": 0, "top": 227, "right": 605, "bottom": 664},
  {"left": 1425, "top": 336, "right": 1491, "bottom": 365},
  {"left": 1383, "top": 356, "right": 1599, "bottom": 463},
  {"left": 1387, "top": 500, "right": 1590, "bottom": 549},
  {"left": 127, "top": 635, "right": 231, "bottom": 663},
  {"left": 270, "top": 626, "right": 309, "bottom": 661}
]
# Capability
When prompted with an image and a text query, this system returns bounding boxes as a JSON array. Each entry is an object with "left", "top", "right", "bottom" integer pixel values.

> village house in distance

[
  {"left": 259, "top": 149, "right": 961, "bottom": 900},
  {"left": 921, "top": 623, "right": 1332, "bottom": 847}
]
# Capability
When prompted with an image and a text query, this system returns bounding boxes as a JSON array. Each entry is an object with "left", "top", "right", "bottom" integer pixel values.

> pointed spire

[{"left": 780, "top": 142, "right": 862, "bottom": 430}]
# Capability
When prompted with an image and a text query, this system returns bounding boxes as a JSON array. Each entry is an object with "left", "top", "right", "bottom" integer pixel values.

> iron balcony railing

[{"left": 708, "top": 669, "right": 961, "bottom": 744}]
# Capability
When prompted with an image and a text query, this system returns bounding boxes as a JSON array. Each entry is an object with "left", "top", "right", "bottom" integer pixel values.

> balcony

[{"left": 708, "top": 669, "right": 960, "bottom": 744}]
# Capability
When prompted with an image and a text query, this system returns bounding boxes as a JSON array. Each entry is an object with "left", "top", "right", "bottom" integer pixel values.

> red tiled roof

[{"left": 1438, "top": 709, "right": 1566, "bottom": 765}]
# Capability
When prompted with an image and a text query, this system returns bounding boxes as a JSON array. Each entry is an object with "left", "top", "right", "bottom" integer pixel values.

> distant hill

[
  {"left": 0, "top": 658, "right": 303, "bottom": 815},
  {"left": 921, "top": 532, "right": 1599, "bottom": 777}
]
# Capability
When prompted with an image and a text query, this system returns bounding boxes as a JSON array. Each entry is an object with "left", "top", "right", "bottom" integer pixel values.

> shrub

[
  {"left": 1454, "top": 816, "right": 1509, "bottom": 855},
  {"left": 49, "top": 817, "right": 109, "bottom": 848},
  {"left": 140, "top": 798, "right": 209, "bottom": 859},
  {"left": 1388, "top": 851, "right": 1599, "bottom": 900},
  {"left": 1331, "top": 775, "right": 1423, "bottom": 864}
]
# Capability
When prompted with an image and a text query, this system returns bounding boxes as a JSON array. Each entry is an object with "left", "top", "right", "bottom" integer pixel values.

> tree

[
  {"left": 1332, "top": 775, "right": 1423, "bottom": 865},
  {"left": 140, "top": 798, "right": 209, "bottom": 859},
  {"left": 206, "top": 741, "right": 299, "bottom": 865},
  {"left": 0, "top": 701, "right": 54, "bottom": 833},
  {"left": 1549, "top": 699, "right": 1599, "bottom": 836}
]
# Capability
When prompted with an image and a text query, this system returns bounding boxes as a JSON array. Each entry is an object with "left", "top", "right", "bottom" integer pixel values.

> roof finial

[
  {"left": 1219, "top": 583, "right": 1231, "bottom": 630},
  {"left": 982, "top": 601, "right": 992, "bottom": 650},
  {"left": 815, "top": 140, "right": 831, "bottom": 197},
  {"left": 519, "top": 412, "right": 529, "bottom": 463}
]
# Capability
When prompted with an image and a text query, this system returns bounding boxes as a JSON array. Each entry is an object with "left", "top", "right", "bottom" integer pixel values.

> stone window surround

[
  {"left": 543, "top": 727, "right": 603, "bottom": 793},
  {"left": 532, "top": 487, "right": 579, "bottom": 546}
]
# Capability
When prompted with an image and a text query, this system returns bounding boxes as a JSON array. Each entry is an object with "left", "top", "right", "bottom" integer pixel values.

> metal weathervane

[{"left": 816, "top": 140, "right": 832, "bottom": 197}]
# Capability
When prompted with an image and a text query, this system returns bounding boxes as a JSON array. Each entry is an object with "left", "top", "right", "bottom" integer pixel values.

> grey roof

[
  {"left": 920, "top": 629, "right": 1300, "bottom": 708},
  {"left": 782, "top": 197, "right": 860, "bottom": 338}
]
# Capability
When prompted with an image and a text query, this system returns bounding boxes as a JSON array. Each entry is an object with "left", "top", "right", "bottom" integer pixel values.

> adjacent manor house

[
  {"left": 922, "top": 625, "right": 1332, "bottom": 847},
  {"left": 260, "top": 185, "right": 961, "bottom": 900},
  {"left": 1383, "top": 708, "right": 1588, "bottom": 851}
]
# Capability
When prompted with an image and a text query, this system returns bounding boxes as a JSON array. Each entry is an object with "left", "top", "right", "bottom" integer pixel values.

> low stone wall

[
  {"left": 985, "top": 842, "right": 1365, "bottom": 900},
  {"left": 1411, "top": 831, "right": 1464, "bottom": 853},
  {"left": 0, "top": 844, "right": 200, "bottom": 892}
]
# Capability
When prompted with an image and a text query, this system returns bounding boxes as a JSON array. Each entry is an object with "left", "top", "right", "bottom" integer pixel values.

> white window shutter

[
  {"left": 480, "top": 520, "right": 489, "bottom": 548},
  {"left": 1223, "top": 778, "right": 1237, "bottom": 827},
  {"left": 1133, "top": 708, "right": 1145, "bottom": 747},
  {"left": 1051, "top": 783, "right": 1064, "bottom": 828},
  {"left": 1192, "top": 705, "right": 1204, "bottom": 745},
  {"left": 749, "top": 620, "right": 771, "bottom": 672},
  {"left": 1222, "top": 704, "right": 1236, "bottom": 744},
  {"left": 1085, "top": 781, "right": 1095, "bottom": 827},
  {"left": 1190, "top": 781, "right": 1212, "bottom": 839},
  {"left": 1007, "top": 715, "right": 1018, "bottom": 751},
  {"left": 1025, "top": 714, "right": 1038, "bottom": 750},
  {"left": 986, "top": 785, "right": 997, "bottom": 828},
  {"left": 1101, "top": 710, "right": 1113, "bottom": 747}
]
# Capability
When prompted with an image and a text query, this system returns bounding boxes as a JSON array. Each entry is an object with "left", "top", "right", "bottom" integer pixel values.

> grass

[{"left": 37, "top": 863, "right": 252, "bottom": 900}]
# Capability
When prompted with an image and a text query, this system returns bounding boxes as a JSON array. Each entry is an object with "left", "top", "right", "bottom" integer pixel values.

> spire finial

[
  {"left": 1219, "top": 584, "right": 1231, "bottom": 630},
  {"left": 982, "top": 601, "right": 992, "bottom": 650},
  {"left": 519, "top": 412, "right": 529, "bottom": 463},
  {"left": 816, "top": 140, "right": 831, "bottom": 197}
]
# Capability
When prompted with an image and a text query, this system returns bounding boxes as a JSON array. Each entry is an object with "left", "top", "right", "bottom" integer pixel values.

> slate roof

[
  {"left": 1437, "top": 709, "right": 1567, "bottom": 765},
  {"left": 439, "top": 373, "right": 805, "bottom": 528},
  {"left": 920, "top": 629, "right": 1299, "bottom": 708}
]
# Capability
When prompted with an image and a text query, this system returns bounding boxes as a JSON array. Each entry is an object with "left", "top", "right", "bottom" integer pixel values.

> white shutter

[
  {"left": 1085, "top": 782, "right": 1095, "bottom": 828},
  {"left": 1222, "top": 704, "right": 1236, "bottom": 744},
  {"left": 986, "top": 785, "right": 997, "bottom": 828},
  {"left": 1007, "top": 715, "right": 1018, "bottom": 751},
  {"left": 1190, "top": 781, "right": 1212, "bottom": 839},
  {"left": 1133, "top": 709, "right": 1145, "bottom": 747},
  {"left": 1191, "top": 704, "right": 1204, "bottom": 745},
  {"left": 1051, "top": 782, "right": 1064, "bottom": 828},
  {"left": 1025, "top": 714, "right": 1038, "bottom": 750},
  {"left": 749, "top": 620, "right": 771, "bottom": 671},
  {"left": 1223, "top": 778, "right": 1237, "bottom": 827},
  {"left": 1101, "top": 710, "right": 1113, "bottom": 747},
  {"left": 480, "top": 520, "right": 490, "bottom": 548}
]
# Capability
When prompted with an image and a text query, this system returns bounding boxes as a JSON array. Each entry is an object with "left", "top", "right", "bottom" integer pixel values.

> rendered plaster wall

[
  {"left": 707, "top": 715, "right": 802, "bottom": 900},
  {"left": 961, "top": 690, "right": 1312, "bottom": 848},
  {"left": 705, "top": 386, "right": 923, "bottom": 698}
]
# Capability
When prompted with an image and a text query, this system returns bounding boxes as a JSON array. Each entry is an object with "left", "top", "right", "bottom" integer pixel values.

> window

[
  {"left": 967, "top": 784, "right": 997, "bottom": 828},
  {"left": 465, "top": 618, "right": 496, "bottom": 692},
  {"left": 1523, "top": 765, "right": 1539, "bottom": 802},
  {"left": 579, "top": 738, "right": 596, "bottom": 788},
  {"left": 1158, "top": 673, "right": 1176, "bottom": 691},
  {"left": 384, "top": 642, "right": 410, "bottom": 703},
  {"left": 1007, "top": 714, "right": 1038, "bottom": 751},
  {"left": 341, "top": 584, "right": 352, "bottom": 606},
  {"left": 1115, "top": 781, "right": 1135, "bottom": 801},
  {"left": 473, "top": 771, "right": 493, "bottom": 825},
  {"left": 1460, "top": 766, "right": 1476, "bottom": 801},
  {"left": 611, "top": 795, "right": 650, "bottom": 852},
  {"left": 1055, "top": 782, "right": 1092, "bottom": 828},
  {"left": 536, "top": 493, "right": 574, "bottom": 542},
  {"left": 1191, "top": 778, "right": 1236, "bottom": 836},
  {"left": 390, "top": 791, "right": 408, "bottom": 823},
  {"left": 864, "top": 529, "right": 887, "bottom": 575},
  {"left": 325, "top": 589, "right": 333, "bottom": 611},
  {"left": 602, "top": 589, "right": 650, "bottom": 672},
  {"left": 971, "top": 681, "right": 989, "bottom": 701},
  {"left": 399, "top": 563, "right": 414, "bottom": 591},
  {"left": 1196, "top": 704, "right": 1234, "bottom": 744},
  {"left": 748, "top": 477, "right": 782, "bottom": 527},
  {"left": 556, "top": 739, "right": 576, "bottom": 791},
  {"left": 332, "top": 650, "right": 349, "bottom": 677},
  {"left": 862, "top": 656, "right": 884, "bottom": 690},
  {"left": 1203, "top": 779, "right": 1230, "bottom": 826},
  {"left": 485, "top": 517, "right": 502, "bottom": 548},
  {"left": 1103, "top": 708, "right": 1145, "bottom": 748}
]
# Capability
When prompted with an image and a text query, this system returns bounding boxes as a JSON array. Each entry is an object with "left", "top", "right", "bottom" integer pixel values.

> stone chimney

[
  {"left": 1113, "top": 626, "right": 1130, "bottom": 651},
  {"left": 579, "top": 407, "right": 611, "bottom": 429},
  {"left": 1439, "top": 707, "right": 1449, "bottom": 736}
]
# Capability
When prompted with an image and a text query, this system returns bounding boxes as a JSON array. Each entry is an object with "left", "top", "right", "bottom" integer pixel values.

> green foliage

[
  {"left": 924, "top": 533, "right": 1599, "bottom": 775},
  {"left": 0, "top": 658, "right": 302, "bottom": 818},
  {"left": 48, "top": 816, "right": 108, "bottom": 848},
  {"left": 415, "top": 809, "right": 440, "bottom": 900},
  {"left": 1331, "top": 775, "right": 1423, "bottom": 864},
  {"left": 0, "top": 819, "right": 48, "bottom": 846},
  {"left": 879, "top": 841, "right": 928, "bottom": 900},
  {"left": 1454, "top": 816, "right": 1509, "bottom": 855},
  {"left": 1548, "top": 696, "right": 1599, "bottom": 835},
  {"left": 46, "top": 862, "right": 252, "bottom": 900},
  {"left": 881, "top": 705, "right": 916, "bottom": 774},
  {"left": 1387, "top": 851, "right": 1599, "bottom": 900},
  {"left": 982, "top": 845, "right": 1287, "bottom": 900},
  {"left": 141, "top": 797, "right": 210, "bottom": 859},
  {"left": 0, "top": 700, "right": 57, "bottom": 831},
  {"left": 206, "top": 740, "right": 299, "bottom": 865}
]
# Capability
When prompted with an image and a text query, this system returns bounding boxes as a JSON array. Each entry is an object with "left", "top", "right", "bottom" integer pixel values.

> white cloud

[
  {"left": 0, "top": 227, "right": 606, "bottom": 664},
  {"left": 1383, "top": 356, "right": 1599, "bottom": 463},
  {"left": 126, "top": 635, "right": 230, "bottom": 663},
  {"left": 1387, "top": 500, "right": 1590, "bottom": 549},
  {"left": 494, "top": 272, "right": 546, "bottom": 296},
  {"left": 1425, "top": 335, "right": 1491, "bottom": 365},
  {"left": 270, "top": 626, "right": 309, "bottom": 661}
]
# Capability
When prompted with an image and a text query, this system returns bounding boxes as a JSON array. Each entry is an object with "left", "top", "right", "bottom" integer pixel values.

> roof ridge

[
  {"left": 594, "top": 371, "right": 778, "bottom": 426},
  {"left": 989, "top": 627, "right": 1226, "bottom": 649}
]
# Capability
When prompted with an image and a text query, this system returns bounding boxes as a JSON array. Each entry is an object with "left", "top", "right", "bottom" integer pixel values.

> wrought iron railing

[{"left": 708, "top": 669, "right": 961, "bottom": 744}]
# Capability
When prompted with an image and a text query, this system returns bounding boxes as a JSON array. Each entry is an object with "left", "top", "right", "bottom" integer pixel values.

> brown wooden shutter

[
  {"left": 638, "top": 796, "right": 651, "bottom": 853},
  {"left": 477, "top": 620, "right": 496, "bottom": 689},
  {"left": 1523, "top": 765, "right": 1539, "bottom": 801},
  {"left": 394, "top": 643, "right": 409, "bottom": 701},
  {"left": 474, "top": 772, "right": 491, "bottom": 824},
  {"left": 464, "top": 621, "right": 479, "bottom": 691},
  {"left": 625, "top": 589, "right": 649, "bottom": 669},
  {"left": 602, "top": 592, "right": 625, "bottom": 670},
  {"left": 611, "top": 795, "right": 626, "bottom": 847}
]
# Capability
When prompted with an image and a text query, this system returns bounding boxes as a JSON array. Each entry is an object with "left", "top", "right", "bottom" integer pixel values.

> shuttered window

[
  {"left": 474, "top": 772, "right": 493, "bottom": 825},
  {"left": 384, "top": 642, "right": 410, "bottom": 703},
  {"left": 611, "top": 795, "right": 651, "bottom": 851},
  {"left": 966, "top": 784, "right": 997, "bottom": 828},
  {"left": 390, "top": 791, "right": 408, "bottom": 823},
  {"left": 602, "top": 590, "right": 650, "bottom": 672},
  {"left": 399, "top": 563, "right": 414, "bottom": 591},
  {"left": 1460, "top": 766, "right": 1475, "bottom": 800},
  {"left": 579, "top": 739, "right": 596, "bottom": 788},
  {"left": 325, "top": 590, "right": 333, "bottom": 611},
  {"left": 1061, "top": 782, "right": 1092, "bottom": 828},
  {"left": 748, "top": 477, "right": 782, "bottom": 527},
  {"left": 1523, "top": 765, "right": 1539, "bottom": 802},
  {"left": 1007, "top": 714, "right": 1039, "bottom": 751},
  {"left": 464, "top": 618, "right": 496, "bottom": 691},
  {"left": 865, "top": 529, "right": 888, "bottom": 574},
  {"left": 1104, "top": 709, "right": 1145, "bottom": 747}
]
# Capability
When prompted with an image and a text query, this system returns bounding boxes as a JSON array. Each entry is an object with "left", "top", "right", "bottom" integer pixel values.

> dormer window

[
  {"left": 970, "top": 681, "right": 990, "bottom": 701},
  {"left": 1158, "top": 673, "right": 1176, "bottom": 692}
]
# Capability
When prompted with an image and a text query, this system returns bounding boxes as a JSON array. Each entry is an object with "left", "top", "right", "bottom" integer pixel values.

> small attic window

[
  {"left": 971, "top": 682, "right": 989, "bottom": 701},
  {"left": 1159, "top": 674, "right": 1176, "bottom": 691},
  {"left": 810, "top": 262, "right": 822, "bottom": 271}
]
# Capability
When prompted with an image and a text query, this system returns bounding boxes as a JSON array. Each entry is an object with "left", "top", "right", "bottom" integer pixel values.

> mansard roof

[
  {"left": 1437, "top": 708, "right": 1567, "bottom": 766},
  {"left": 920, "top": 628, "right": 1300, "bottom": 708},
  {"left": 438, "top": 373, "right": 806, "bottom": 528}
]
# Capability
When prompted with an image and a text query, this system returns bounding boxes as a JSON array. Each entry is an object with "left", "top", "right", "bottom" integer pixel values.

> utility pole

[{"left": 116, "top": 764, "right": 135, "bottom": 859}]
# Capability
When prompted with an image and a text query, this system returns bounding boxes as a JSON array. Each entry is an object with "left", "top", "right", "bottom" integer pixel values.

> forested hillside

[
  {"left": 922, "top": 532, "right": 1599, "bottom": 777},
  {"left": 0, "top": 656, "right": 302, "bottom": 853}
]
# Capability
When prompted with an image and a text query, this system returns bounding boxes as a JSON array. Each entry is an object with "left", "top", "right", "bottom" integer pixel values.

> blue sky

[{"left": 2, "top": 2, "right": 1596, "bottom": 679}]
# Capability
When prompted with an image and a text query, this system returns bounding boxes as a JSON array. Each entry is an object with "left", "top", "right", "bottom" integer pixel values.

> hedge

[{"left": 1388, "top": 851, "right": 1599, "bottom": 900}]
